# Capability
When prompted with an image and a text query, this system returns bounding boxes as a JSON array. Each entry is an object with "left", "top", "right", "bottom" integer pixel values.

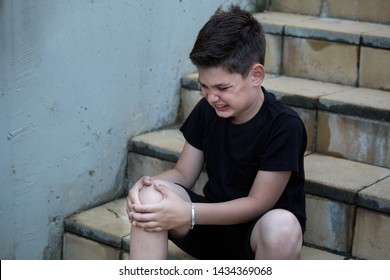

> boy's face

[{"left": 197, "top": 65, "right": 264, "bottom": 124}]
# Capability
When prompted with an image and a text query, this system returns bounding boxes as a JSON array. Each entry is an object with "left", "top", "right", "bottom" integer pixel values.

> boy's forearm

[{"left": 151, "top": 167, "right": 192, "bottom": 189}]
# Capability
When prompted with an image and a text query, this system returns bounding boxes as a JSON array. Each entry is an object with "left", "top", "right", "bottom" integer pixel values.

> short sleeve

[{"left": 179, "top": 98, "right": 208, "bottom": 151}]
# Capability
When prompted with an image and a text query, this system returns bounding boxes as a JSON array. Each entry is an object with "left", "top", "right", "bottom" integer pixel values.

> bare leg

[
  {"left": 250, "top": 209, "right": 303, "bottom": 259},
  {"left": 129, "top": 180, "right": 191, "bottom": 259},
  {"left": 129, "top": 185, "right": 167, "bottom": 259}
]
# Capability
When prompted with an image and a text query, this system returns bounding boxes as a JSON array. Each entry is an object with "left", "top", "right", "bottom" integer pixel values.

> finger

[
  {"left": 131, "top": 211, "right": 156, "bottom": 223},
  {"left": 128, "top": 176, "right": 152, "bottom": 203},
  {"left": 127, "top": 195, "right": 134, "bottom": 208},
  {"left": 126, "top": 208, "right": 133, "bottom": 222},
  {"left": 141, "top": 176, "right": 154, "bottom": 187},
  {"left": 133, "top": 221, "right": 163, "bottom": 232},
  {"left": 129, "top": 186, "right": 143, "bottom": 205},
  {"left": 132, "top": 203, "right": 160, "bottom": 214},
  {"left": 127, "top": 198, "right": 138, "bottom": 214},
  {"left": 153, "top": 182, "right": 171, "bottom": 197}
]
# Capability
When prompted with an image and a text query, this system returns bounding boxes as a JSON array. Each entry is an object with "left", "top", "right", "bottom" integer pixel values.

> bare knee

[
  {"left": 138, "top": 179, "right": 182, "bottom": 204},
  {"left": 138, "top": 184, "right": 164, "bottom": 204},
  {"left": 251, "top": 209, "right": 302, "bottom": 259}
]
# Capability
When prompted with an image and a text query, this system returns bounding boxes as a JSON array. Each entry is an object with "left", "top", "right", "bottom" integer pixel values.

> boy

[{"left": 127, "top": 5, "right": 307, "bottom": 260}]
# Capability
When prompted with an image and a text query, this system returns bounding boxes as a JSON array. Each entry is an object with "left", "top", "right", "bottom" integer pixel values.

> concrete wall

[{"left": 0, "top": 0, "right": 248, "bottom": 259}]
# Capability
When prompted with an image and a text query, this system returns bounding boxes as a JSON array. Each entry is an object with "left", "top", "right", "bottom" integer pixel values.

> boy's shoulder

[{"left": 262, "top": 88, "right": 297, "bottom": 116}]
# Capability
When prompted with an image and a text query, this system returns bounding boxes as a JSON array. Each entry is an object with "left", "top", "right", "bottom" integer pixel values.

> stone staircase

[{"left": 63, "top": 0, "right": 390, "bottom": 260}]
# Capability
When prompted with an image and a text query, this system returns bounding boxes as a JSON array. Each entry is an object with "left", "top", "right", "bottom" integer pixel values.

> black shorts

[{"left": 168, "top": 185, "right": 259, "bottom": 260}]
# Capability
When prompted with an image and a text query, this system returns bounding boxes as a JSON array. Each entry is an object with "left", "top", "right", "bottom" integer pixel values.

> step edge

[
  {"left": 254, "top": 11, "right": 390, "bottom": 47},
  {"left": 182, "top": 74, "right": 390, "bottom": 121}
]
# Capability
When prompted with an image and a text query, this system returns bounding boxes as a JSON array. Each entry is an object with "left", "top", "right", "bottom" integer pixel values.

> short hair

[{"left": 189, "top": 5, "right": 266, "bottom": 78}]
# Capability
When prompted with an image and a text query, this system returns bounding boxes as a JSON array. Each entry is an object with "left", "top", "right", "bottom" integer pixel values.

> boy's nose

[{"left": 206, "top": 91, "right": 219, "bottom": 103}]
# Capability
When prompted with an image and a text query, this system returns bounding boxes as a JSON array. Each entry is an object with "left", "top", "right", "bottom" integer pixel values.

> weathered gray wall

[{"left": 0, "top": 0, "right": 249, "bottom": 259}]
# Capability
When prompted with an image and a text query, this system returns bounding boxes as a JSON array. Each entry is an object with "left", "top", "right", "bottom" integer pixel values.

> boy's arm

[
  {"left": 193, "top": 170, "right": 291, "bottom": 225},
  {"left": 127, "top": 141, "right": 202, "bottom": 213},
  {"left": 151, "top": 141, "right": 204, "bottom": 189}
]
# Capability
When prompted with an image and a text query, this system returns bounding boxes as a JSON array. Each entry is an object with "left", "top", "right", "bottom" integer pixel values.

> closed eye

[{"left": 218, "top": 87, "right": 229, "bottom": 91}]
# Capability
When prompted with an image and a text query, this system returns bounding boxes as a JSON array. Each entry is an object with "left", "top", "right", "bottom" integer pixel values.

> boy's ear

[{"left": 251, "top": 63, "right": 265, "bottom": 86}]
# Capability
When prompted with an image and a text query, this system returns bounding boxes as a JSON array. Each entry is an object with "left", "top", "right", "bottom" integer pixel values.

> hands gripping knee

[
  {"left": 128, "top": 180, "right": 170, "bottom": 231},
  {"left": 127, "top": 177, "right": 164, "bottom": 228}
]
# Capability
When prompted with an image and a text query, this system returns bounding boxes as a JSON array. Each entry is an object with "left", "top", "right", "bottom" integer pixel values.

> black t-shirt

[{"left": 180, "top": 87, "right": 307, "bottom": 229}]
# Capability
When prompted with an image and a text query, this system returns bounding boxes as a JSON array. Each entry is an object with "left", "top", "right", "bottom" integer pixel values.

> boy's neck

[{"left": 231, "top": 87, "right": 264, "bottom": 125}]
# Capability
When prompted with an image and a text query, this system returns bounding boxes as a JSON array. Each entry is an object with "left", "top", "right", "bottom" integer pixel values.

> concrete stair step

[
  {"left": 267, "top": 0, "right": 390, "bottom": 25},
  {"left": 255, "top": 11, "right": 390, "bottom": 91},
  {"left": 127, "top": 129, "right": 207, "bottom": 195}
]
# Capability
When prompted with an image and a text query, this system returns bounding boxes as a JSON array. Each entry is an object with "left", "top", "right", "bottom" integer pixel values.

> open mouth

[{"left": 215, "top": 104, "right": 230, "bottom": 111}]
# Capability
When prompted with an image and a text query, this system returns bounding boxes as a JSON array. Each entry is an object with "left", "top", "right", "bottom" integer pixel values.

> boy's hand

[
  {"left": 130, "top": 183, "right": 192, "bottom": 232},
  {"left": 127, "top": 176, "right": 153, "bottom": 222}
]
